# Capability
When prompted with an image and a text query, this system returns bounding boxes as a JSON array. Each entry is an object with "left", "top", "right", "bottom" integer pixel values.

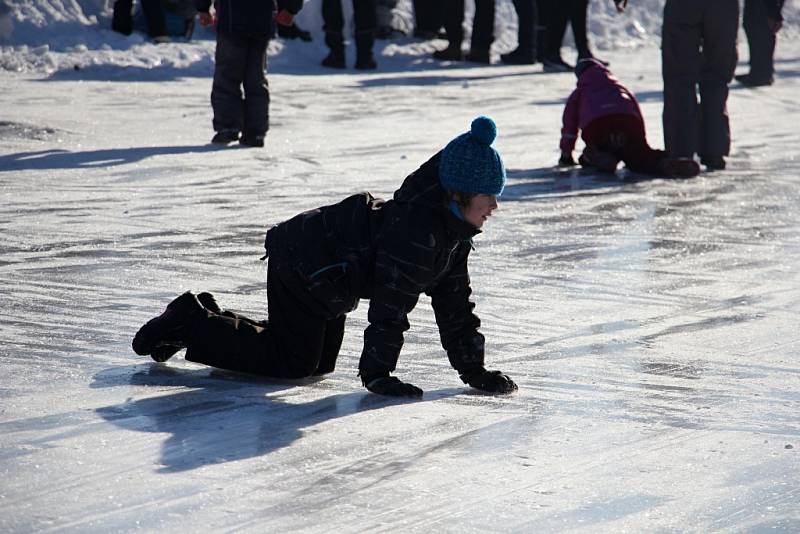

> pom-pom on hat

[{"left": 439, "top": 116, "right": 506, "bottom": 196}]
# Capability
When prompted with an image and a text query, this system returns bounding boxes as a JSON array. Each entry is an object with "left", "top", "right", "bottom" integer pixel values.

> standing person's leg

[
  {"left": 211, "top": 31, "right": 246, "bottom": 142},
  {"left": 375, "top": 0, "right": 397, "bottom": 38},
  {"left": 697, "top": 0, "right": 738, "bottom": 168},
  {"left": 740, "top": 0, "right": 776, "bottom": 84},
  {"left": 466, "top": 0, "right": 494, "bottom": 62},
  {"left": 322, "top": 0, "right": 346, "bottom": 68},
  {"left": 413, "top": 0, "right": 443, "bottom": 37},
  {"left": 570, "top": 0, "right": 591, "bottom": 59},
  {"left": 661, "top": 0, "right": 702, "bottom": 159},
  {"left": 240, "top": 36, "right": 270, "bottom": 147},
  {"left": 433, "top": 0, "right": 465, "bottom": 60},
  {"left": 543, "top": 0, "right": 572, "bottom": 70},
  {"left": 185, "top": 262, "right": 339, "bottom": 378},
  {"left": 112, "top": 0, "right": 134, "bottom": 35},
  {"left": 535, "top": 0, "right": 547, "bottom": 61},
  {"left": 354, "top": 0, "right": 378, "bottom": 69},
  {"left": 502, "top": 0, "right": 537, "bottom": 64},
  {"left": 140, "top": 0, "right": 168, "bottom": 40}
]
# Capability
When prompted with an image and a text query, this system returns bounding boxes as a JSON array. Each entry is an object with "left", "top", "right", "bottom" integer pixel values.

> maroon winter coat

[{"left": 559, "top": 65, "right": 645, "bottom": 153}]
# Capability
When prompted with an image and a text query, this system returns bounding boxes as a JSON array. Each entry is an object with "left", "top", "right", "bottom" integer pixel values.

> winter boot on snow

[
  {"left": 322, "top": 33, "right": 346, "bottom": 69},
  {"left": 354, "top": 33, "right": 377, "bottom": 70},
  {"left": 660, "top": 157, "right": 700, "bottom": 178},
  {"left": 148, "top": 292, "right": 222, "bottom": 362},
  {"left": 211, "top": 130, "right": 240, "bottom": 145},
  {"left": 239, "top": 132, "right": 265, "bottom": 148},
  {"left": 579, "top": 146, "right": 619, "bottom": 172},
  {"left": 132, "top": 291, "right": 208, "bottom": 361},
  {"left": 433, "top": 44, "right": 464, "bottom": 62}
]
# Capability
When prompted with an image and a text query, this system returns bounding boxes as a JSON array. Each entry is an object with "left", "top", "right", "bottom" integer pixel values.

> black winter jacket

[
  {"left": 195, "top": 0, "right": 302, "bottom": 37},
  {"left": 265, "top": 153, "right": 487, "bottom": 379}
]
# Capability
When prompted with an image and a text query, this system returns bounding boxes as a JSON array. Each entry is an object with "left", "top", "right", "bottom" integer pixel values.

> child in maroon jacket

[{"left": 558, "top": 58, "right": 699, "bottom": 177}]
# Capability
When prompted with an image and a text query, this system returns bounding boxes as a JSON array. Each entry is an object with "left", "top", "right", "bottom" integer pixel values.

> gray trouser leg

[{"left": 211, "top": 31, "right": 246, "bottom": 133}]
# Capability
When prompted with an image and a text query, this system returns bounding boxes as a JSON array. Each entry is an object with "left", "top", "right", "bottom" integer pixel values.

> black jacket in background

[
  {"left": 265, "top": 153, "right": 487, "bottom": 379},
  {"left": 195, "top": 0, "right": 303, "bottom": 36}
]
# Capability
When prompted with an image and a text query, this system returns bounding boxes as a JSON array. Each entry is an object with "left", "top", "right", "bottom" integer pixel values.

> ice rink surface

[{"left": 1, "top": 4, "right": 800, "bottom": 531}]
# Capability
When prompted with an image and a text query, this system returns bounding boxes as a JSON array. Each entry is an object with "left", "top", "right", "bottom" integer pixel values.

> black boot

[
  {"left": 433, "top": 43, "right": 464, "bottom": 61},
  {"left": 354, "top": 33, "right": 377, "bottom": 70},
  {"left": 132, "top": 292, "right": 207, "bottom": 360},
  {"left": 322, "top": 32, "right": 346, "bottom": 68},
  {"left": 149, "top": 292, "right": 222, "bottom": 362}
]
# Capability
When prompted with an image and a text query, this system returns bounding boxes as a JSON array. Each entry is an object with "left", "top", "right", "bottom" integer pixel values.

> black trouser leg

[
  {"left": 698, "top": 1, "right": 738, "bottom": 158},
  {"left": 743, "top": 0, "right": 776, "bottom": 79},
  {"left": 354, "top": 0, "right": 378, "bottom": 59},
  {"left": 545, "top": 0, "right": 569, "bottom": 59},
  {"left": 242, "top": 35, "right": 270, "bottom": 137},
  {"left": 185, "top": 262, "right": 344, "bottom": 378},
  {"left": 211, "top": 31, "right": 246, "bottom": 133},
  {"left": 112, "top": 0, "right": 133, "bottom": 35},
  {"left": 570, "top": 0, "right": 590, "bottom": 58},
  {"left": 442, "top": 0, "right": 465, "bottom": 48},
  {"left": 322, "top": 0, "right": 346, "bottom": 52},
  {"left": 513, "top": 0, "right": 537, "bottom": 54},
  {"left": 470, "top": 0, "right": 495, "bottom": 53},
  {"left": 141, "top": 0, "right": 167, "bottom": 37},
  {"left": 413, "top": 0, "right": 443, "bottom": 33}
]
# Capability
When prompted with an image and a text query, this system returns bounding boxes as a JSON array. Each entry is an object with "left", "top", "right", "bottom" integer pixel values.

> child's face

[{"left": 462, "top": 194, "right": 498, "bottom": 228}]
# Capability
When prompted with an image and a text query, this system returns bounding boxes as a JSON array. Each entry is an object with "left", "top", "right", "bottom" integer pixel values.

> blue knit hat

[{"left": 439, "top": 116, "right": 506, "bottom": 196}]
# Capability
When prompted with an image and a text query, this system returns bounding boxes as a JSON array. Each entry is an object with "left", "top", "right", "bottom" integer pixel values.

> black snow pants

[
  {"left": 442, "top": 0, "right": 495, "bottom": 54},
  {"left": 512, "top": 0, "right": 538, "bottom": 57},
  {"left": 322, "top": 0, "right": 377, "bottom": 56},
  {"left": 413, "top": 0, "right": 443, "bottom": 34},
  {"left": 661, "top": 0, "right": 738, "bottom": 160},
  {"left": 544, "top": 0, "right": 590, "bottom": 60},
  {"left": 184, "top": 261, "right": 346, "bottom": 379},
  {"left": 743, "top": 0, "right": 778, "bottom": 81},
  {"left": 112, "top": 0, "right": 167, "bottom": 37},
  {"left": 211, "top": 31, "right": 270, "bottom": 137}
]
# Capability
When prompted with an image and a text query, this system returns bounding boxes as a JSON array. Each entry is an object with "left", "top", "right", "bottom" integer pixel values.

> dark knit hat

[
  {"left": 439, "top": 116, "right": 506, "bottom": 196},
  {"left": 575, "top": 57, "right": 605, "bottom": 78}
]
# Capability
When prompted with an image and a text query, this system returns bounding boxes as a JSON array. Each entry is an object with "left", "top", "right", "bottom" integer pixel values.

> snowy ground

[{"left": 2, "top": 1, "right": 800, "bottom": 532}]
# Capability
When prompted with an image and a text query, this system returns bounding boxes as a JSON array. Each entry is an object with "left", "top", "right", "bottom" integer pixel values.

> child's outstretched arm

[{"left": 559, "top": 89, "right": 581, "bottom": 165}]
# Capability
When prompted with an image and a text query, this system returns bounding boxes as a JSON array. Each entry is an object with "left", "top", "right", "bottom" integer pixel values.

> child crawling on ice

[
  {"left": 132, "top": 116, "right": 518, "bottom": 398},
  {"left": 558, "top": 58, "right": 700, "bottom": 178}
]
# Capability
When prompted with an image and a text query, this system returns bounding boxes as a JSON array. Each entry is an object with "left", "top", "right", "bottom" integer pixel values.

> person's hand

[
  {"left": 559, "top": 152, "right": 577, "bottom": 167},
  {"left": 767, "top": 17, "right": 782, "bottom": 34},
  {"left": 275, "top": 9, "right": 294, "bottom": 27},
  {"left": 364, "top": 376, "right": 423, "bottom": 398},
  {"left": 198, "top": 12, "right": 214, "bottom": 27},
  {"left": 614, "top": 0, "right": 628, "bottom": 12},
  {"left": 461, "top": 368, "right": 518, "bottom": 394}
]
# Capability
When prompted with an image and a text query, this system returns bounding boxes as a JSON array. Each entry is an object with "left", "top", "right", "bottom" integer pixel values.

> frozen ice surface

[{"left": 1, "top": 3, "right": 800, "bottom": 532}]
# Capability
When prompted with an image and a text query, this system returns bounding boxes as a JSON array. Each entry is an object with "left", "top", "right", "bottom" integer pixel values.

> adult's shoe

[
  {"left": 700, "top": 155, "right": 726, "bottom": 171},
  {"left": 501, "top": 48, "right": 536, "bottom": 65},
  {"left": 542, "top": 56, "right": 574, "bottom": 73},
  {"left": 211, "top": 130, "right": 239, "bottom": 145},
  {"left": 240, "top": 133, "right": 265, "bottom": 148},
  {"left": 433, "top": 45, "right": 464, "bottom": 61},
  {"left": 150, "top": 292, "right": 222, "bottom": 362},
  {"left": 132, "top": 292, "right": 207, "bottom": 360},
  {"left": 735, "top": 73, "right": 774, "bottom": 87},
  {"left": 661, "top": 157, "right": 700, "bottom": 178},
  {"left": 578, "top": 53, "right": 609, "bottom": 66},
  {"left": 277, "top": 22, "right": 312, "bottom": 42},
  {"left": 465, "top": 49, "right": 491, "bottom": 64},
  {"left": 321, "top": 50, "right": 346, "bottom": 69},
  {"left": 355, "top": 55, "right": 378, "bottom": 70}
]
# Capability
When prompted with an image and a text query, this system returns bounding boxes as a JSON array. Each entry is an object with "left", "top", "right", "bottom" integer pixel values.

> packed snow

[{"left": 1, "top": 0, "right": 799, "bottom": 532}]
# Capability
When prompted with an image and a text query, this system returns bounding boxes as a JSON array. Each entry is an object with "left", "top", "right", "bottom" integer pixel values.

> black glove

[
  {"left": 364, "top": 375, "right": 423, "bottom": 398},
  {"left": 460, "top": 368, "right": 518, "bottom": 394}
]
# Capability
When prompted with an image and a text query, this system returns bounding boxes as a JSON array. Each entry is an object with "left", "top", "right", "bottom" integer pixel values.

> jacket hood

[
  {"left": 394, "top": 151, "right": 480, "bottom": 238},
  {"left": 577, "top": 63, "right": 616, "bottom": 88}
]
